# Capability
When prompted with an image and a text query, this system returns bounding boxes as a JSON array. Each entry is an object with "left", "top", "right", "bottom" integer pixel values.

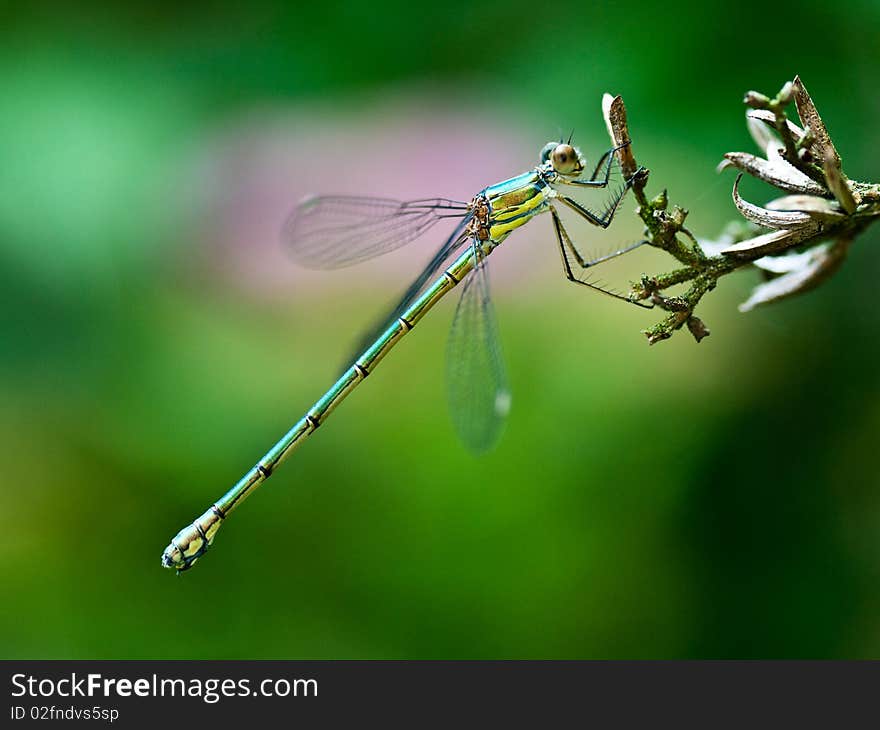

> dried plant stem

[{"left": 603, "top": 78, "right": 880, "bottom": 344}]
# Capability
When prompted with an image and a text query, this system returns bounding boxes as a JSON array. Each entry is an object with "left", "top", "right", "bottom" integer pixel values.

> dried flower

[{"left": 606, "top": 77, "right": 880, "bottom": 343}]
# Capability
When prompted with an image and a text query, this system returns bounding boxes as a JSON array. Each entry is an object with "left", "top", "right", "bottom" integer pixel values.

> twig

[{"left": 603, "top": 77, "right": 880, "bottom": 344}]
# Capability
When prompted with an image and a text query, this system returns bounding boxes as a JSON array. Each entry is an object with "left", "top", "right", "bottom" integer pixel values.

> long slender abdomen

[{"left": 161, "top": 243, "right": 481, "bottom": 572}]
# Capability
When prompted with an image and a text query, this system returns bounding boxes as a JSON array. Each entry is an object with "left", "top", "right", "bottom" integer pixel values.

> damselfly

[{"left": 161, "top": 138, "right": 650, "bottom": 572}]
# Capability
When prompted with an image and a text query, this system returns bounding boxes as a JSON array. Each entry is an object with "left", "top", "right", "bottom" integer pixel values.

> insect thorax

[
  {"left": 468, "top": 195, "right": 492, "bottom": 242},
  {"left": 478, "top": 169, "right": 551, "bottom": 243}
]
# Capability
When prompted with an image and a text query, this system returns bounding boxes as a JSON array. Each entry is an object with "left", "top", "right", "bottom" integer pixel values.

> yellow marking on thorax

[{"left": 488, "top": 185, "right": 549, "bottom": 240}]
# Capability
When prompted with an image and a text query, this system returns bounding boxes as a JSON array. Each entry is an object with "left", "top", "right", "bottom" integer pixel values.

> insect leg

[{"left": 550, "top": 206, "right": 653, "bottom": 309}]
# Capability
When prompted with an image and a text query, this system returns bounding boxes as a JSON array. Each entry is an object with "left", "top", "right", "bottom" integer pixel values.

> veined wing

[
  {"left": 284, "top": 195, "right": 470, "bottom": 270},
  {"left": 446, "top": 246, "right": 510, "bottom": 453},
  {"left": 341, "top": 212, "right": 474, "bottom": 367}
]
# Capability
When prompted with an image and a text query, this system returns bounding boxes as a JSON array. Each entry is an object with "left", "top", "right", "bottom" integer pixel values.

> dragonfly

[{"left": 161, "top": 138, "right": 651, "bottom": 572}]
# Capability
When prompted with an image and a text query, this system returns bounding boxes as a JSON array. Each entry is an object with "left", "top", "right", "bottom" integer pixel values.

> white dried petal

[
  {"left": 746, "top": 111, "right": 779, "bottom": 151},
  {"left": 721, "top": 221, "right": 821, "bottom": 255},
  {"left": 697, "top": 238, "right": 731, "bottom": 256},
  {"left": 746, "top": 109, "right": 806, "bottom": 144},
  {"left": 602, "top": 93, "right": 616, "bottom": 141},
  {"left": 739, "top": 240, "right": 848, "bottom": 311},
  {"left": 752, "top": 245, "right": 828, "bottom": 273},
  {"left": 732, "top": 174, "right": 813, "bottom": 229},
  {"left": 764, "top": 194, "right": 846, "bottom": 223},
  {"left": 697, "top": 221, "right": 758, "bottom": 256}
]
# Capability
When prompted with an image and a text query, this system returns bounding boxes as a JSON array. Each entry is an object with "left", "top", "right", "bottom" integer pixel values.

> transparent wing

[
  {"left": 283, "top": 195, "right": 469, "bottom": 269},
  {"left": 340, "top": 212, "right": 474, "bottom": 368},
  {"left": 446, "top": 246, "right": 510, "bottom": 453}
]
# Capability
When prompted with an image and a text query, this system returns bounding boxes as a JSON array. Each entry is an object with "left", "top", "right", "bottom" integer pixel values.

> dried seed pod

[
  {"left": 822, "top": 150, "right": 858, "bottom": 214},
  {"left": 721, "top": 221, "right": 821, "bottom": 256},
  {"left": 722, "top": 152, "right": 827, "bottom": 196},
  {"left": 732, "top": 174, "right": 813, "bottom": 229},
  {"left": 792, "top": 76, "right": 841, "bottom": 173},
  {"left": 602, "top": 93, "right": 638, "bottom": 179}
]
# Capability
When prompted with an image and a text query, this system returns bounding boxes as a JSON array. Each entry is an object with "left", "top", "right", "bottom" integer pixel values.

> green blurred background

[{"left": 2, "top": 1, "right": 879, "bottom": 658}]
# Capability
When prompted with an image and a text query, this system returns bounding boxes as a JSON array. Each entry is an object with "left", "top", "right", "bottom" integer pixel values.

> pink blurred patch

[{"left": 182, "top": 91, "right": 548, "bottom": 300}]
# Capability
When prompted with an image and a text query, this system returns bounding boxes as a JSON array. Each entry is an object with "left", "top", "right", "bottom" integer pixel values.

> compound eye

[
  {"left": 540, "top": 142, "right": 556, "bottom": 163},
  {"left": 551, "top": 144, "right": 579, "bottom": 174}
]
